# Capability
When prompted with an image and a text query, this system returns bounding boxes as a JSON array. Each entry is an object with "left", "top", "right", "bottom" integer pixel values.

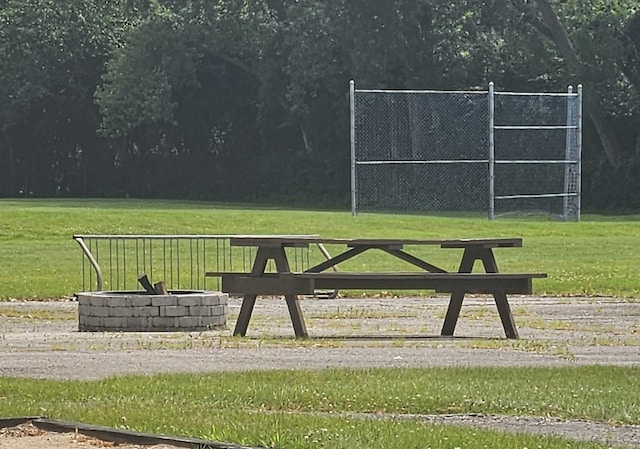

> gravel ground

[{"left": 1, "top": 295, "right": 639, "bottom": 447}]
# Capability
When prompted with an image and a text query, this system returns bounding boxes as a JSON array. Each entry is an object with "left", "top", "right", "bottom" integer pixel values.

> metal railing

[{"left": 73, "top": 234, "right": 325, "bottom": 292}]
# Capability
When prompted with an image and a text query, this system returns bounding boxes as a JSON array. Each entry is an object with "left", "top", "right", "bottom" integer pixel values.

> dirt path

[{"left": 1, "top": 296, "right": 639, "bottom": 447}]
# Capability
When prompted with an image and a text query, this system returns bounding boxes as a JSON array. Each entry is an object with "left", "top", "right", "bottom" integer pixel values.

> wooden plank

[
  {"left": 226, "top": 236, "right": 523, "bottom": 249},
  {"left": 440, "top": 238, "right": 522, "bottom": 248},
  {"left": 305, "top": 246, "right": 368, "bottom": 273},
  {"left": 217, "top": 272, "right": 545, "bottom": 295},
  {"left": 381, "top": 248, "right": 447, "bottom": 273},
  {"left": 296, "top": 272, "right": 546, "bottom": 280},
  {"left": 229, "top": 235, "right": 319, "bottom": 247},
  {"left": 299, "top": 272, "right": 545, "bottom": 294},
  {"left": 346, "top": 238, "right": 521, "bottom": 247},
  {"left": 221, "top": 274, "right": 315, "bottom": 295}
]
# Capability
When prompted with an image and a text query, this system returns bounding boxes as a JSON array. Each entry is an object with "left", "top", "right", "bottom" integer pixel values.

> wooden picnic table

[{"left": 206, "top": 236, "right": 546, "bottom": 339}]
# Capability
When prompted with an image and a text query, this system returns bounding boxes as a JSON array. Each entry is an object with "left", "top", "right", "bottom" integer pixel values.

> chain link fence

[{"left": 350, "top": 82, "right": 582, "bottom": 220}]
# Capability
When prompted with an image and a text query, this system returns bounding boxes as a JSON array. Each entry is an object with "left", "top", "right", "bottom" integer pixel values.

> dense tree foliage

[{"left": 1, "top": 0, "right": 638, "bottom": 209}]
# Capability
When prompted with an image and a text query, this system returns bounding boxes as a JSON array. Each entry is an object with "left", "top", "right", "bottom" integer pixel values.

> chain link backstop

[{"left": 350, "top": 81, "right": 582, "bottom": 220}]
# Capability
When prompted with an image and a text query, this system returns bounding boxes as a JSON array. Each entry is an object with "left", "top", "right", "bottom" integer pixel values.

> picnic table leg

[
  {"left": 232, "top": 247, "right": 271, "bottom": 336},
  {"left": 441, "top": 291, "right": 465, "bottom": 337},
  {"left": 472, "top": 248, "right": 519, "bottom": 339},
  {"left": 233, "top": 294, "right": 257, "bottom": 337},
  {"left": 441, "top": 249, "right": 476, "bottom": 337},
  {"left": 493, "top": 291, "right": 519, "bottom": 339},
  {"left": 271, "top": 251, "right": 308, "bottom": 338},
  {"left": 441, "top": 247, "right": 519, "bottom": 339},
  {"left": 233, "top": 247, "right": 273, "bottom": 337},
  {"left": 284, "top": 294, "right": 308, "bottom": 338},
  {"left": 231, "top": 245, "right": 308, "bottom": 338},
  {"left": 441, "top": 247, "right": 518, "bottom": 339}
]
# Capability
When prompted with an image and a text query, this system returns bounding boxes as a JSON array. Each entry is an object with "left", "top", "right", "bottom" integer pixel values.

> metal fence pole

[
  {"left": 563, "top": 86, "right": 574, "bottom": 221},
  {"left": 577, "top": 84, "right": 583, "bottom": 221},
  {"left": 350, "top": 80, "right": 357, "bottom": 216},
  {"left": 488, "top": 82, "right": 496, "bottom": 221}
]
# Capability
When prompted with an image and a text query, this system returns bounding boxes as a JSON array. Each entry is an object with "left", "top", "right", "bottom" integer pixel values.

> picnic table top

[{"left": 228, "top": 236, "right": 523, "bottom": 248}]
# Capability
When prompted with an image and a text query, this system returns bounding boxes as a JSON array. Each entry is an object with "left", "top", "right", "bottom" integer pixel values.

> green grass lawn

[
  {"left": 1, "top": 198, "right": 639, "bottom": 299},
  {"left": 1, "top": 366, "right": 637, "bottom": 448},
  {"left": 1, "top": 199, "right": 639, "bottom": 448}
]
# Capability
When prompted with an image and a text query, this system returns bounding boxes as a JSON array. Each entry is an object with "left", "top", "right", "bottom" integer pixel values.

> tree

[
  {"left": 0, "top": 0, "right": 148, "bottom": 195},
  {"left": 507, "top": 0, "right": 639, "bottom": 168},
  {"left": 95, "top": 1, "right": 280, "bottom": 198},
  {"left": 4, "top": 0, "right": 638, "bottom": 208}
]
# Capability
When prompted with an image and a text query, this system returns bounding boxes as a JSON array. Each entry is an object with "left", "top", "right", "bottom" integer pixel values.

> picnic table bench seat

[{"left": 209, "top": 271, "right": 547, "bottom": 296}]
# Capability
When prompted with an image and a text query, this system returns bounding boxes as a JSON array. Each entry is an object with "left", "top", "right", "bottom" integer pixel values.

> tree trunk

[
  {"left": 535, "top": 0, "right": 623, "bottom": 167},
  {"left": 512, "top": 0, "right": 624, "bottom": 167},
  {"left": 0, "top": 127, "right": 17, "bottom": 195}
]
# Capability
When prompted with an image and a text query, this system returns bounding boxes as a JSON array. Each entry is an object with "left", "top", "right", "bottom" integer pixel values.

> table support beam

[
  {"left": 306, "top": 246, "right": 367, "bottom": 273},
  {"left": 382, "top": 248, "right": 447, "bottom": 273}
]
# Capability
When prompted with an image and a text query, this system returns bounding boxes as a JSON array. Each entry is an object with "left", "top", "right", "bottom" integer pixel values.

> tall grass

[
  {"left": 1, "top": 198, "right": 639, "bottom": 299},
  {"left": 1, "top": 366, "right": 637, "bottom": 448}
]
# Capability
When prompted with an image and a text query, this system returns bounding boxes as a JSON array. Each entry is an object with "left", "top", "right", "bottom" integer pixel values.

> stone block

[
  {"left": 130, "top": 296, "right": 152, "bottom": 307},
  {"left": 78, "top": 303, "right": 91, "bottom": 317},
  {"left": 91, "top": 306, "right": 110, "bottom": 317},
  {"left": 177, "top": 316, "right": 201, "bottom": 328},
  {"left": 200, "top": 294, "right": 226, "bottom": 306},
  {"left": 189, "top": 305, "right": 212, "bottom": 316},
  {"left": 161, "top": 305, "right": 188, "bottom": 317},
  {"left": 151, "top": 296, "right": 177, "bottom": 307},
  {"left": 108, "top": 296, "right": 130, "bottom": 307},
  {"left": 177, "top": 296, "right": 200, "bottom": 306},
  {"left": 89, "top": 296, "right": 108, "bottom": 307},
  {"left": 103, "top": 317, "right": 125, "bottom": 328},
  {"left": 152, "top": 316, "right": 177, "bottom": 328},
  {"left": 133, "top": 306, "right": 160, "bottom": 317},
  {"left": 85, "top": 316, "right": 103, "bottom": 327},
  {"left": 210, "top": 305, "right": 227, "bottom": 317},
  {"left": 76, "top": 295, "right": 91, "bottom": 306},
  {"left": 200, "top": 315, "right": 225, "bottom": 328},
  {"left": 110, "top": 306, "right": 135, "bottom": 317},
  {"left": 126, "top": 317, "right": 151, "bottom": 329}
]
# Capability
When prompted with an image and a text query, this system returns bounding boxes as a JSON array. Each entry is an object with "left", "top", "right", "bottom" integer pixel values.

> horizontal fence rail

[{"left": 73, "top": 235, "right": 330, "bottom": 293}]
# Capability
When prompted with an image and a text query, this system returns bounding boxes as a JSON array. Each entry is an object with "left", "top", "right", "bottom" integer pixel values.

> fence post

[
  {"left": 577, "top": 84, "right": 583, "bottom": 221},
  {"left": 488, "top": 82, "right": 495, "bottom": 221},
  {"left": 563, "top": 86, "right": 574, "bottom": 221},
  {"left": 350, "top": 80, "right": 357, "bottom": 216}
]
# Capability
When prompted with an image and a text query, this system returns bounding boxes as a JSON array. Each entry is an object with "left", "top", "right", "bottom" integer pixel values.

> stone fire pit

[{"left": 77, "top": 290, "right": 228, "bottom": 332}]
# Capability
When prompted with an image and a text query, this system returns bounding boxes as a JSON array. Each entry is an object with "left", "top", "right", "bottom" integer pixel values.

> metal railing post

[{"left": 73, "top": 236, "right": 104, "bottom": 291}]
